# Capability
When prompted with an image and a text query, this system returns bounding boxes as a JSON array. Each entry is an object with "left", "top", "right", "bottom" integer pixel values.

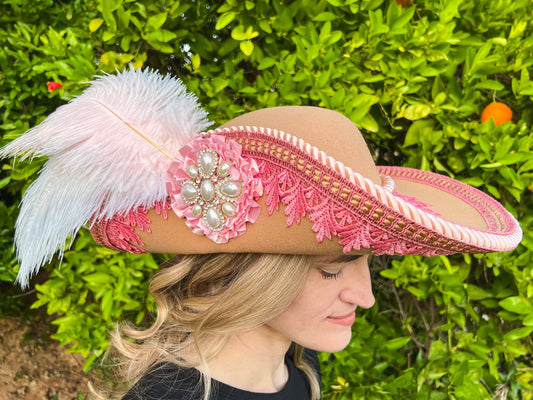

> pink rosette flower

[{"left": 167, "top": 133, "right": 263, "bottom": 243}]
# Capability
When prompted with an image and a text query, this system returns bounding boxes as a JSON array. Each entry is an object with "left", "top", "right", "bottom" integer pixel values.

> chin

[
  {"left": 320, "top": 341, "right": 351, "bottom": 353},
  {"left": 308, "top": 331, "right": 353, "bottom": 353}
]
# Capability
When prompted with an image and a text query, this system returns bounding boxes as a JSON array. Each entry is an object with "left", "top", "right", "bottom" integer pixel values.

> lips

[{"left": 326, "top": 311, "right": 356, "bottom": 326}]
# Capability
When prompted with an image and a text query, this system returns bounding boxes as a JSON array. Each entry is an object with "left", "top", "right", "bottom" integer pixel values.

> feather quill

[{"left": 0, "top": 68, "right": 211, "bottom": 287}]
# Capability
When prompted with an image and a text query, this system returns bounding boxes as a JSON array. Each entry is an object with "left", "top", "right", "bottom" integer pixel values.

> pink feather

[{"left": 0, "top": 68, "right": 211, "bottom": 287}]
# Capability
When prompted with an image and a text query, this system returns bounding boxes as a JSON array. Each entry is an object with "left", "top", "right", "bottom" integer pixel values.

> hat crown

[{"left": 219, "top": 106, "right": 382, "bottom": 185}]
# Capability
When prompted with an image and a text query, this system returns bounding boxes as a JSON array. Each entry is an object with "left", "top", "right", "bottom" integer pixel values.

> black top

[{"left": 122, "top": 349, "right": 320, "bottom": 400}]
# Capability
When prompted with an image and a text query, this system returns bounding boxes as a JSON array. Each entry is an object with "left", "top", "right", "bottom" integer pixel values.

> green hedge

[{"left": 1, "top": 0, "right": 532, "bottom": 398}]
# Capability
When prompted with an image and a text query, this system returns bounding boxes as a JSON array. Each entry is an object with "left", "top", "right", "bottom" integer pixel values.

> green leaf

[
  {"left": 407, "top": 285, "right": 426, "bottom": 299},
  {"left": 497, "top": 152, "right": 530, "bottom": 166},
  {"left": 359, "top": 114, "right": 379, "bottom": 133},
  {"left": 101, "top": 291, "right": 113, "bottom": 321},
  {"left": 0, "top": 48, "right": 7, "bottom": 72},
  {"left": 499, "top": 297, "right": 533, "bottom": 314},
  {"left": 145, "top": 29, "right": 177, "bottom": 43},
  {"left": 211, "top": 77, "right": 229, "bottom": 92},
  {"left": 313, "top": 12, "right": 338, "bottom": 21},
  {"left": 380, "top": 269, "right": 398, "bottom": 279},
  {"left": 390, "top": 7, "right": 415, "bottom": 33},
  {"left": 216, "top": 12, "right": 237, "bottom": 30},
  {"left": 258, "top": 57, "right": 276, "bottom": 70},
  {"left": 0, "top": 176, "right": 11, "bottom": 189},
  {"left": 477, "top": 135, "right": 492, "bottom": 155},
  {"left": 259, "top": 20, "right": 272, "bottom": 33},
  {"left": 385, "top": 336, "right": 411, "bottom": 350},
  {"left": 465, "top": 284, "right": 492, "bottom": 301},
  {"left": 146, "top": 12, "right": 167, "bottom": 31},
  {"left": 191, "top": 53, "right": 201, "bottom": 70},
  {"left": 404, "top": 120, "right": 434, "bottom": 147},
  {"left": 473, "top": 80, "right": 505, "bottom": 91},
  {"left": 428, "top": 340, "right": 448, "bottom": 360},
  {"left": 240, "top": 41, "right": 254, "bottom": 56},
  {"left": 434, "top": 92, "right": 446, "bottom": 106},
  {"left": 504, "top": 326, "right": 533, "bottom": 341},
  {"left": 102, "top": 30, "right": 115, "bottom": 42},
  {"left": 82, "top": 272, "right": 113, "bottom": 284},
  {"left": 402, "top": 104, "right": 431, "bottom": 120},
  {"left": 519, "top": 87, "right": 533, "bottom": 95},
  {"left": 116, "top": 5, "right": 130, "bottom": 29},
  {"left": 523, "top": 313, "right": 533, "bottom": 326},
  {"left": 89, "top": 18, "right": 104, "bottom": 33},
  {"left": 386, "top": 370, "right": 414, "bottom": 392},
  {"left": 509, "top": 20, "right": 527, "bottom": 39},
  {"left": 439, "top": 0, "right": 460, "bottom": 23},
  {"left": 231, "top": 25, "right": 246, "bottom": 40},
  {"left": 100, "top": 0, "right": 119, "bottom": 32},
  {"left": 231, "top": 26, "right": 258, "bottom": 41}
]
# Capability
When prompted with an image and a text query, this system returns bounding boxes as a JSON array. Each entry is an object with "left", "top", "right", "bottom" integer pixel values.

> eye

[{"left": 320, "top": 269, "right": 343, "bottom": 280}]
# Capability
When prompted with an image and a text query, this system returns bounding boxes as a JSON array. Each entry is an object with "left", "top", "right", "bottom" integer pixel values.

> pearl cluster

[{"left": 180, "top": 149, "right": 242, "bottom": 231}]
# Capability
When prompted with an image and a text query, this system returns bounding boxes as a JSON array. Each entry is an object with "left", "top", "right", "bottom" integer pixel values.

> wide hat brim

[
  {"left": 126, "top": 106, "right": 521, "bottom": 257},
  {"left": 3, "top": 69, "right": 522, "bottom": 288}
]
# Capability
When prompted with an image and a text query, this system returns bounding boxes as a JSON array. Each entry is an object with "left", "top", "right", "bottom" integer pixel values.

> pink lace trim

[
  {"left": 91, "top": 128, "right": 519, "bottom": 256},
  {"left": 91, "top": 200, "right": 171, "bottom": 253},
  {"left": 259, "top": 161, "right": 453, "bottom": 256},
  {"left": 223, "top": 127, "right": 492, "bottom": 255}
]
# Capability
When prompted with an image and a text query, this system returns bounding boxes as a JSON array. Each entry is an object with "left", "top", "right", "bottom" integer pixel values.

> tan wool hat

[{"left": 1, "top": 69, "right": 522, "bottom": 287}]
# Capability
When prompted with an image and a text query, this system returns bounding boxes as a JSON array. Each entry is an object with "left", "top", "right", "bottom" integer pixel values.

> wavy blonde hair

[{"left": 94, "top": 253, "right": 320, "bottom": 400}]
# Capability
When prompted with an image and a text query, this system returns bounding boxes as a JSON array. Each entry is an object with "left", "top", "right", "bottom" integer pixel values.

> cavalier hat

[{"left": 1, "top": 69, "right": 522, "bottom": 287}]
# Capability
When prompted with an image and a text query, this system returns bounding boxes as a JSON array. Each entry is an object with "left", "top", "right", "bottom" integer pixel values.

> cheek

[
  {"left": 266, "top": 277, "right": 354, "bottom": 352},
  {"left": 269, "top": 280, "right": 338, "bottom": 333},
  {"left": 268, "top": 301, "right": 353, "bottom": 352},
  {"left": 270, "top": 298, "right": 318, "bottom": 333}
]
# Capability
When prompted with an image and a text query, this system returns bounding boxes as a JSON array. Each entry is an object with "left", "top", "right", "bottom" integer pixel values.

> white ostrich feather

[{"left": 0, "top": 68, "right": 211, "bottom": 287}]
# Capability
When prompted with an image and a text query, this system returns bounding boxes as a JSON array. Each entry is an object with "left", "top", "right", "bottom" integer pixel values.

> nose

[{"left": 339, "top": 256, "right": 375, "bottom": 309}]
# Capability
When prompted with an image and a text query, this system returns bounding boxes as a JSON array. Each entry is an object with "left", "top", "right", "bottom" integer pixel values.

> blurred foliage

[{"left": 1, "top": 0, "right": 532, "bottom": 398}]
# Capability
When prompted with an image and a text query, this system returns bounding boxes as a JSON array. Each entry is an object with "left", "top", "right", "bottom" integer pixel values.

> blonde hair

[{"left": 96, "top": 253, "right": 321, "bottom": 399}]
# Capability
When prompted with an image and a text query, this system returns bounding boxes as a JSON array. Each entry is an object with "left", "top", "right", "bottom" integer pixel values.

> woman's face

[{"left": 266, "top": 255, "right": 375, "bottom": 353}]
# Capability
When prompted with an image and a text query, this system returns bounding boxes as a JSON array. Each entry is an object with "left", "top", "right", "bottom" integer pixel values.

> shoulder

[
  {"left": 122, "top": 351, "right": 320, "bottom": 400},
  {"left": 122, "top": 363, "right": 202, "bottom": 400}
]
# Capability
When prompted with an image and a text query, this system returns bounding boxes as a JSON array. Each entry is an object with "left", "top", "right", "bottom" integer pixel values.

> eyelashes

[
  {"left": 317, "top": 254, "right": 366, "bottom": 280},
  {"left": 320, "top": 269, "right": 343, "bottom": 280}
]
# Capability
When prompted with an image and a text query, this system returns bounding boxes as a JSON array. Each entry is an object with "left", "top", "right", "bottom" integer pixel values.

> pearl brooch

[
  {"left": 168, "top": 134, "right": 263, "bottom": 243},
  {"left": 179, "top": 148, "right": 243, "bottom": 231}
]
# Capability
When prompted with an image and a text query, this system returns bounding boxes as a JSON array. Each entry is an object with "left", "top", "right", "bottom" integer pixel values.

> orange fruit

[
  {"left": 480, "top": 102, "right": 513, "bottom": 126},
  {"left": 395, "top": 0, "right": 411, "bottom": 7}
]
